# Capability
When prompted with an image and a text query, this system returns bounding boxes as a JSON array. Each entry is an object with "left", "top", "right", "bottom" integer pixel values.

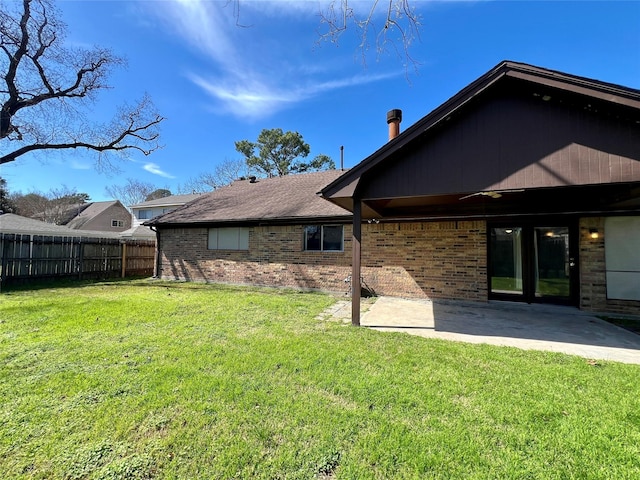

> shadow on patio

[{"left": 359, "top": 297, "right": 640, "bottom": 364}]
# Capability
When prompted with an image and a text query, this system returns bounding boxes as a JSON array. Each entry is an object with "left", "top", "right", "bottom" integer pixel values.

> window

[
  {"left": 111, "top": 219, "right": 124, "bottom": 227},
  {"left": 304, "top": 225, "right": 343, "bottom": 251},
  {"left": 208, "top": 227, "right": 249, "bottom": 250},
  {"left": 137, "top": 209, "right": 151, "bottom": 220},
  {"left": 605, "top": 217, "right": 640, "bottom": 301}
]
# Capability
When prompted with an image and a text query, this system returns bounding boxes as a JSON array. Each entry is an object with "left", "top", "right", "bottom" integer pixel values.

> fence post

[
  {"left": 0, "top": 234, "right": 7, "bottom": 291},
  {"left": 121, "top": 241, "right": 127, "bottom": 278},
  {"left": 78, "top": 238, "right": 84, "bottom": 280}
]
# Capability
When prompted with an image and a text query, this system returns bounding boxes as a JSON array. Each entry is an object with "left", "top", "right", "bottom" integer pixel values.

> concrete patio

[{"left": 321, "top": 297, "right": 640, "bottom": 365}]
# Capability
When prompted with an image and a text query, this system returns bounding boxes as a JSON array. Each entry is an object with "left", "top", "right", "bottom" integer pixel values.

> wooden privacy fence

[{"left": 0, "top": 234, "right": 156, "bottom": 287}]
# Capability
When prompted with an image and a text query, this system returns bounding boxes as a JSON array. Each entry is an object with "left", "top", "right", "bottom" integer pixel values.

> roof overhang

[
  {"left": 358, "top": 183, "right": 640, "bottom": 221},
  {"left": 148, "top": 214, "right": 354, "bottom": 229},
  {"left": 320, "top": 61, "right": 640, "bottom": 215}
]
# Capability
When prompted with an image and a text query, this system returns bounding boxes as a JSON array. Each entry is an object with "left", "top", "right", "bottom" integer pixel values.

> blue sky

[{"left": 2, "top": 0, "right": 639, "bottom": 203}]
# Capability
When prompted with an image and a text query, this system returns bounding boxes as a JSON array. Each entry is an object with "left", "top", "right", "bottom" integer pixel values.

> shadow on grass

[
  {"left": 0, "top": 276, "right": 154, "bottom": 293},
  {"left": 1, "top": 276, "right": 331, "bottom": 298}
]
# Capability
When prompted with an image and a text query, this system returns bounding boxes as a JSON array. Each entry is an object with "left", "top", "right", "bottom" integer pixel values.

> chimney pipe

[
  {"left": 340, "top": 145, "right": 344, "bottom": 171},
  {"left": 387, "top": 109, "right": 402, "bottom": 140}
]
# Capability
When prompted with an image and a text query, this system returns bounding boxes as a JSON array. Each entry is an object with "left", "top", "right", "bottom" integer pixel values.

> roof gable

[
  {"left": 321, "top": 61, "right": 640, "bottom": 211},
  {"left": 64, "top": 201, "right": 125, "bottom": 229}
]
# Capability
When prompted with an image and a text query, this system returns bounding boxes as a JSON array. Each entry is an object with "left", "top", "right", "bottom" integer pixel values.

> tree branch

[
  {"left": 0, "top": 0, "right": 165, "bottom": 168},
  {"left": 317, "top": 0, "right": 421, "bottom": 70},
  {"left": 0, "top": 111, "right": 164, "bottom": 165}
]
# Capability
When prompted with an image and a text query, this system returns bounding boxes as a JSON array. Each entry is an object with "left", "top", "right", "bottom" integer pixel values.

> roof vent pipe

[
  {"left": 249, "top": 176, "right": 257, "bottom": 183},
  {"left": 340, "top": 145, "right": 344, "bottom": 171},
  {"left": 387, "top": 109, "right": 402, "bottom": 140}
]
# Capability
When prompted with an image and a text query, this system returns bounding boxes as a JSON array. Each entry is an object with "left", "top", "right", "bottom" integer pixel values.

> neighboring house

[
  {"left": 0, "top": 213, "right": 121, "bottom": 238},
  {"left": 124, "top": 194, "right": 204, "bottom": 241},
  {"left": 39, "top": 200, "right": 132, "bottom": 233},
  {"left": 130, "top": 194, "right": 204, "bottom": 227},
  {"left": 149, "top": 61, "right": 640, "bottom": 318}
]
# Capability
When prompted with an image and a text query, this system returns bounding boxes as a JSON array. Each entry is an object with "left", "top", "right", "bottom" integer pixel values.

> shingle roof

[
  {"left": 64, "top": 201, "right": 124, "bottom": 229},
  {"left": 129, "top": 194, "right": 204, "bottom": 209},
  {"left": 0, "top": 213, "right": 120, "bottom": 237},
  {"left": 148, "top": 170, "right": 352, "bottom": 226},
  {"left": 118, "top": 225, "right": 157, "bottom": 239}
]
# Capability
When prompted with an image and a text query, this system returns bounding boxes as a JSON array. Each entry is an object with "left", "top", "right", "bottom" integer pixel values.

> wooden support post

[
  {"left": 351, "top": 199, "right": 362, "bottom": 326},
  {"left": 121, "top": 241, "right": 127, "bottom": 278}
]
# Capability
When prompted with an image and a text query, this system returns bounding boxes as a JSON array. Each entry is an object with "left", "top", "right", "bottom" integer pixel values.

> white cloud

[
  {"left": 70, "top": 160, "right": 91, "bottom": 170},
  {"left": 144, "top": 0, "right": 400, "bottom": 119},
  {"left": 189, "top": 70, "right": 400, "bottom": 119},
  {"left": 143, "top": 162, "right": 175, "bottom": 179}
]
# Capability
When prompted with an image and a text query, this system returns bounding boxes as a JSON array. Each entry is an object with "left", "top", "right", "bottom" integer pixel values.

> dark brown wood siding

[{"left": 359, "top": 91, "right": 640, "bottom": 200}]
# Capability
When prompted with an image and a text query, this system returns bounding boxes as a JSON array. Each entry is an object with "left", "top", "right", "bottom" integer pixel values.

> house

[
  {"left": 0, "top": 213, "right": 121, "bottom": 238},
  {"left": 50, "top": 200, "right": 132, "bottom": 233},
  {"left": 130, "top": 194, "right": 204, "bottom": 226},
  {"left": 147, "top": 171, "right": 353, "bottom": 290},
  {"left": 149, "top": 61, "right": 640, "bottom": 320},
  {"left": 122, "top": 194, "right": 204, "bottom": 241}
]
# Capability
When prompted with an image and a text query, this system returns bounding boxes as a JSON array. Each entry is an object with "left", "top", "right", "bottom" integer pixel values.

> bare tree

[
  {"left": 105, "top": 178, "right": 156, "bottom": 208},
  {"left": 10, "top": 190, "right": 49, "bottom": 218},
  {"left": 0, "top": 0, "right": 164, "bottom": 167},
  {"left": 10, "top": 184, "right": 89, "bottom": 223},
  {"left": 317, "top": 0, "right": 421, "bottom": 67},
  {"left": 178, "top": 158, "right": 247, "bottom": 193}
]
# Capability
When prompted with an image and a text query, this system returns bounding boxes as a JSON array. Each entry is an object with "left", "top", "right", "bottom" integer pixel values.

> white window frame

[
  {"left": 208, "top": 227, "right": 249, "bottom": 251},
  {"left": 111, "top": 219, "right": 124, "bottom": 227},
  {"left": 304, "top": 225, "right": 344, "bottom": 252}
]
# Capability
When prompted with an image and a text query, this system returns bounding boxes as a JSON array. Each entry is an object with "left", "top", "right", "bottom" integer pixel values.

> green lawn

[
  {"left": 1, "top": 280, "right": 639, "bottom": 479},
  {"left": 492, "top": 277, "right": 570, "bottom": 297}
]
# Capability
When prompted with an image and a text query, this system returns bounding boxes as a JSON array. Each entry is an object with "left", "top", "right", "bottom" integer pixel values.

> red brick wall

[
  {"left": 579, "top": 217, "right": 640, "bottom": 315},
  {"left": 158, "top": 226, "right": 352, "bottom": 293},
  {"left": 361, "top": 221, "right": 487, "bottom": 300},
  {"left": 157, "top": 221, "right": 488, "bottom": 301}
]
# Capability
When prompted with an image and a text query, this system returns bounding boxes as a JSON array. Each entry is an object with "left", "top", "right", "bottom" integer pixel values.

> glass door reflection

[
  {"left": 534, "top": 227, "right": 570, "bottom": 299},
  {"left": 490, "top": 227, "right": 523, "bottom": 295}
]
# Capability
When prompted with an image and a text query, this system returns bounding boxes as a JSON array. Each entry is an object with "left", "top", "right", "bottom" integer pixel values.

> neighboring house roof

[
  {"left": 118, "top": 225, "right": 157, "bottom": 240},
  {"left": 0, "top": 213, "right": 120, "bottom": 238},
  {"left": 33, "top": 202, "right": 90, "bottom": 225},
  {"left": 147, "top": 170, "right": 352, "bottom": 227},
  {"left": 321, "top": 60, "right": 640, "bottom": 213},
  {"left": 64, "top": 201, "right": 126, "bottom": 229},
  {"left": 129, "top": 194, "right": 204, "bottom": 209}
]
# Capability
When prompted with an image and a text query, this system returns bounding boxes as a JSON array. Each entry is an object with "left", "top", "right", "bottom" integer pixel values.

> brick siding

[
  {"left": 157, "top": 221, "right": 487, "bottom": 301},
  {"left": 360, "top": 221, "right": 487, "bottom": 300},
  {"left": 579, "top": 217, "right": 640, "bottom": 316}
]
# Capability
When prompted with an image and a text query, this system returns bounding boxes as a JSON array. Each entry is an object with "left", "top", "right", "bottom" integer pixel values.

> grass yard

[{"left": 1, "top": 280, "right": 639, "bottom": 479}]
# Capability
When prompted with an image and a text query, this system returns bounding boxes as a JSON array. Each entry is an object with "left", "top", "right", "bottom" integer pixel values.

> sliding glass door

[
  {"left": 490, "top": 227, "right": 523, "bottom": 295},
  {"left": 489, "top": 222, "right": 577, "bottom": 305},
  {"left": 533, "top": 226, "right": 571, "bottom": 299}
]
